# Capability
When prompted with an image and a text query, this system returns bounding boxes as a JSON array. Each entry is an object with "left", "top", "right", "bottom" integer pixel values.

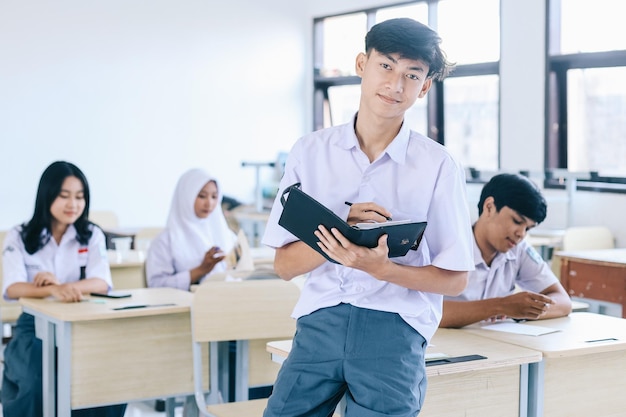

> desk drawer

[{"left": 562, "top": 260, "right": 626, "bottom": 304}]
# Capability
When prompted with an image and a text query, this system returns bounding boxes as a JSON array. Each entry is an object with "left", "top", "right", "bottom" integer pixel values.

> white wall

[
  {"left": 0, "top": 0, "right": 308, "bottom": 229},
  {"left": 1, "top": 0, "right": 625, "bottom": 246}
]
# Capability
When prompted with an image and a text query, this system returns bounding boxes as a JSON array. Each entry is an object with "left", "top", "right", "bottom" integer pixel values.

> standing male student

[
  {"left": 262, "top": 18, "right": 474, "bottom": 417},
  {"left": 440, "top": 173, "right": 572, "bottom": 328}
]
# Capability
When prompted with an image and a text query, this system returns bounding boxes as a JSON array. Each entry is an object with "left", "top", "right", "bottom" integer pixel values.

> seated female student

[
  {"left": 146, "top": 168, "right": 239, "bottom": 290},
  {"left": 1, "top": 161, "right": 127, "bottom": 417}
]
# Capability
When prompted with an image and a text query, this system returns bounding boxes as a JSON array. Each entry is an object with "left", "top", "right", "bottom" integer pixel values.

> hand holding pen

[{"left": 344, "top": 201, "right": 392, "bottom": 225}]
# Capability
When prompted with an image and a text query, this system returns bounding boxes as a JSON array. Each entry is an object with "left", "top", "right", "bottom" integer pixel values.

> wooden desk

[
  {"left": 107, "top": 250, "right": 146, "bottom": 289},
  {"left": 20, "top": 288, "right": 208, "bottom": 417},
  {"left": 268, "top": 328, "right": 542, "bottom": 417},
  {"left": 557, "top": 248, "right": 626, "bottom": 317},
  {"left": 463, "top": 312, "right": 626, "bottom": 417}
]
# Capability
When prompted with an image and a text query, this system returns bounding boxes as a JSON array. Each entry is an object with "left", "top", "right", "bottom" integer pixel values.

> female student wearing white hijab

[{"left": 146, "top": 168, "right": 238, "bottom": 290}]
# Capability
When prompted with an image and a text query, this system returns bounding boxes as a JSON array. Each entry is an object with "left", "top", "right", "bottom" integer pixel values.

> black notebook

[{"left": 278, "top": 183, "right": 427, "bottom": 264}]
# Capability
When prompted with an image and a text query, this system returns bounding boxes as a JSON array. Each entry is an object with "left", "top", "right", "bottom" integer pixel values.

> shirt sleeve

[
  {"left": 86, "top": 226, "right": 113, "bottom": 288},
  {"left": 425, "top": 157, "right": 475, "bottom": 272},
  {"left": 145, "top": 231, "right": 192, "bottom": 291},
  {"left": 515, "top": 241, "right": 559, "bottom": 293},
  {"left": 2, "top": 227, "right": 28, "bottom": 299},
  {"left": 261, "top": 140, "right": 303, "bottom": 249}
]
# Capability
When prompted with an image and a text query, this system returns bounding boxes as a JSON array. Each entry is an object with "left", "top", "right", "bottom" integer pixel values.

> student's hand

[
  {"left": 502, "top": 291, "right": 555, "bottom": 320},
  {"left": 33, "top": 271, "right": 60, "bottom": 287},
  {"left": 346, "top": 202, "right": 392, "bottom": 225},
  {"left": 200, "top": 247, "right": 226, "bottom": 272},
  {"left": 48, "top": 283, "right": 84, "bottom": 303},
  {"left": 314, "top": 225, "right": 390, "bottom": 273}
]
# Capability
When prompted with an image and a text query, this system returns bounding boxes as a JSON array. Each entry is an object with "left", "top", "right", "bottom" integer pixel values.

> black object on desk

[
  {"left": 112, "top": 303, "right": 176, "bottom": 311},
  {"left": 425, "top": 354, "right": 487, "bottom": 367}
]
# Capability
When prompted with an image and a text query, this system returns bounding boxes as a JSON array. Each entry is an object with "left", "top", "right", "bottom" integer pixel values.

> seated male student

[{"left": 440, "top": 173, "right": 572, "bottom": 328}]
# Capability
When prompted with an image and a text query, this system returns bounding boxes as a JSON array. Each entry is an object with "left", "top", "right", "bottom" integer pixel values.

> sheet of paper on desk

[{"left": 480, "top": 322, "right": 561, "bottom": 336}]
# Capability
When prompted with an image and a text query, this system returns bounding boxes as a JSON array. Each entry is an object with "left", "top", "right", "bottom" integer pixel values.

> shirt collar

[
  {"left": 43, "top": 225, "right": 77, "bottom": 246},
  {"left": 335, "top": 113, "right": 411, "bottom": 165}
]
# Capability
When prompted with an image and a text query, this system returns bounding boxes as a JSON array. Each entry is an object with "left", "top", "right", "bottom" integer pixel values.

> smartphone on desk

[{"left": 90, "top": 291, "right": 132, "bottom": 299}]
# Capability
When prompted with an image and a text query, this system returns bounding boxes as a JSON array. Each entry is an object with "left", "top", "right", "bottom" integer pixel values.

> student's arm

[
  {"left": 274, "top": 240, "right": 326, "bottom": 280},
  {"left": 189, "top": 247, "right": 226, "bottom": 284},
  {"left": 539, "top": 282, "right": 572, "bottom": 319},
  {"left": 6, "top": 278, "right": 108, "bottom": 302},
  {"left": 146, "top": 232, "right": 196, "bottom": 290},
  {"left": 439, "top": 283, "right": 572, "bottom": 328},
  {"left": 440, "top": 298, "right": 512, "bottom": 328}
]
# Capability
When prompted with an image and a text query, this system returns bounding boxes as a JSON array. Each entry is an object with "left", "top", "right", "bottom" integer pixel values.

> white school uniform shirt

[
  {"left": 146, "top": 168, "right": 238, "bottom": 291},
  {"left": 445, "top": 234, "right": 559, "bottom": 302},
  {"left": 2, "top": 224, "right": 112, "bottom": 300},
  {"left": 262, "top": 119, "right": 475, "bottom": 343}
]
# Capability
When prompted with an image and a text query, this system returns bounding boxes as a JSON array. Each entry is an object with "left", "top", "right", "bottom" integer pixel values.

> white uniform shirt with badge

[
  {"left": 2, "top": 224, "right": 112, "bottom": 299},
  {"left": 262, "top": 119, "right": 475, "bottom": 343},
  {"left": 445, "top": 234, "right": 559, "bottom": 302}
]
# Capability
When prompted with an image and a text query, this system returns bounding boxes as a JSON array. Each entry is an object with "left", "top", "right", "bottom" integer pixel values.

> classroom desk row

[
  {"left": 21, "top": 288, "right": 206, "bottom": 417},
  {"left": 268, "top": 312, "right": 626, "bottom": 417},
  {"left": 19, "top": 283, "right": 288, "bottom": 417}
]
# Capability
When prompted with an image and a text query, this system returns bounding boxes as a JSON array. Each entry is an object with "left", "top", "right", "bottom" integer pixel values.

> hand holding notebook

[{"left": 277, "top": 183, "right": 427, "bottom": 264}]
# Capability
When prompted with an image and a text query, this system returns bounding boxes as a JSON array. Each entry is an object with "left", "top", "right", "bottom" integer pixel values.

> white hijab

[{"left": 166, "top": 168, "right": 238, "bottom": 274}]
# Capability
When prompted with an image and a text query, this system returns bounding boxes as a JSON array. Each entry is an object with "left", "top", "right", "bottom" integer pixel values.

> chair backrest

[
  {"left": 562, "top": 226, "right": 615, "bottom": 251},
  {"left": 0, "top": 230, "right": 23, "bottom": 333},
  {"left": 133, "top": 226, "right": 164, "bottom": 247},
  {"left": 192, "top": 279, "right": 299, "bottom": 343},
  {"left": 89, "top": 210, "right": 120, "bottom": 230},
  {"left": 191, "top": 279, "right": 299, "bottom": 411}
]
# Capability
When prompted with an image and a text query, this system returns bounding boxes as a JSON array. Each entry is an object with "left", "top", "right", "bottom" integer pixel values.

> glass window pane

[
  {"left": 321, "top": 13, "right": 367, "bottom": 77},
  {"left": 375, "top": 3, "right": 428, "bottom": 25},
  {"left": 327, "top": 85, "right": 360, "bottom": 127},
  {"left": 560, "top": 0, "right": 626, "bottom": 54},
  {"left": 567, "top": 67, "right": 626, "bottom": 176},
  {"left": 444, "top": 75, "right": 500, "bottom": 170},
  {"left": 404, "top": 99, "right": 428, "bottom": 137},
  {"left": 438, "top": 0, "right": 500, "bottom": 64}
]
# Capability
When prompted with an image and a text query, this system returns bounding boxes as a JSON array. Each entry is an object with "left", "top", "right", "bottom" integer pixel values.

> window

[
  {"left": 547, "top": 0, "right": 626, "bottom": 190},
  {"left": 313, "top": 0, "right": 501, "bottom": 171}
]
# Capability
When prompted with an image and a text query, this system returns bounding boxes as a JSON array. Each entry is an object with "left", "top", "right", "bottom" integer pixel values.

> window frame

[
  {"left": 312, "top": 1, "right": 500, "bottom": 150},
  {"left": 546, "top": 0, "right": 626, "bottom": 193}
]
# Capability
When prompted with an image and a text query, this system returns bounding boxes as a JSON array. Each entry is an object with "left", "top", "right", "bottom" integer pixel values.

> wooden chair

[
  {"left": 0, "top": 230, "right": 22, "bottom": 343},
  {"left": 561, "top": 226, "right": 615, "bottom": 251},
  {"left": 552, "top": 226, "right": 615, "bottom": 279},
  {"left": 191, "top": 279, "right": 300, "bottom": 416},
  {"left": 88, "top": 210, "right": 120, "bottom": 230}
]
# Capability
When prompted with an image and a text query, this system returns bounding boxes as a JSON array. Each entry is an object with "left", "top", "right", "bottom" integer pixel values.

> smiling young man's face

[
  {"left": 481, "top": 196, "right": 537, "bottom": 254},
  {"left": 355, "top": 49, "right": 432, "bottom": 122}
]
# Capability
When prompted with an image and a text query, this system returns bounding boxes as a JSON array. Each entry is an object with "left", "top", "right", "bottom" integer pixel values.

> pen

[
  {"left": 344, "top": 201, "right": 392, "bottom": 221},
  {"left": 112, "top": 303, "right": 176, "bottom": 311}
]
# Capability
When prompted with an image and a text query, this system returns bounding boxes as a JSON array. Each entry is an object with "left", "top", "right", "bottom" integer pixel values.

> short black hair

[
  {"left": 478, "top": 173, "right": 547, "bottom": 223},
  {"left": 364, "top": 18, "right": 454, "bottom": 81}
]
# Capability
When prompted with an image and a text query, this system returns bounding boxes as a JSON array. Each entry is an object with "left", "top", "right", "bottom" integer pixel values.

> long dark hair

[{"left": 21, "top": 161, "right": 93, "bottom": 254}]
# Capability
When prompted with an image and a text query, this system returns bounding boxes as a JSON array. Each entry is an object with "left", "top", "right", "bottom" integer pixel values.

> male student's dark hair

[
  {"left": 364, "top": 17, "right": 454, "bottom": 81},
  {"left": 478, "top": 173, "right": 547, "bottom": 223}
]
